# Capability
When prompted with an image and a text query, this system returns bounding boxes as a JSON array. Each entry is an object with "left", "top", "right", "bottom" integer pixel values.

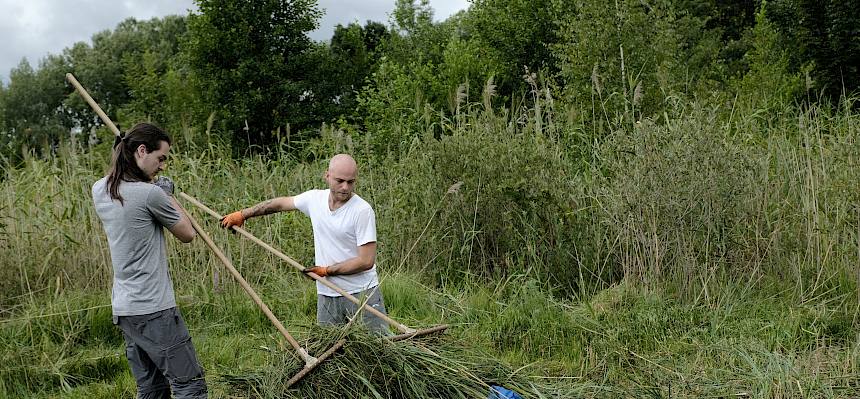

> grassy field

[{"left": 1, "top": 97, "right": 859, "bottom": 398}]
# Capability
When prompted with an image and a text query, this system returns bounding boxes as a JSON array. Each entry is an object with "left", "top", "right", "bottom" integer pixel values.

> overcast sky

[{"left": 0, "top": 0, "right": 469, "bottom": 84}]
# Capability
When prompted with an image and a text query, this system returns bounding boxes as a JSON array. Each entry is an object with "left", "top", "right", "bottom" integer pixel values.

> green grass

[
  {"left": 2, "top": 273, "right": 858, "bottom": 397},
  {"left": 2, "top": 95, "right": 860, "bottom": 397}
]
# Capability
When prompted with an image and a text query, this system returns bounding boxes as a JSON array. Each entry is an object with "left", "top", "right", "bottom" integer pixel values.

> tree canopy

[{"left": 1, "top": 0, "right": 858, "bottom": 162}]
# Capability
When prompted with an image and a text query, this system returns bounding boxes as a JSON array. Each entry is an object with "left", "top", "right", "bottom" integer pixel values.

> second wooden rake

[{"left": 180, "top": 192, "right": 449, "bottom": 341}]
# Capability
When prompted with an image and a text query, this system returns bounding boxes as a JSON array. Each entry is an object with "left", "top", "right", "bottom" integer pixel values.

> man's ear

[{"left": 135, "top": 144, "right": 148, "bottom": 158}]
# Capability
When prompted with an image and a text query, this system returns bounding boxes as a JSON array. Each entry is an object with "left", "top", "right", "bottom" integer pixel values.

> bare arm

[
  {"left": 241, "top": 196, "right": 296, "bottom": 220},
  {"left": 167, "top": 197, "right": 196, "bottom": 243},
  {"left": 326, "top": 242, "right": 377, "bottom": 276}
]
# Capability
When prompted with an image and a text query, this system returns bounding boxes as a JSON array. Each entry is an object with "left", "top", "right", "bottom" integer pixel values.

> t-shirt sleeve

[
  {"left": 355, "top": 207, "right": 377, "bottom": 246},
  {"left": 293, "top": 190, "right": 315, "bottom": 216},
  {"left": 146, "top": 186, "right": 181, "bottom": 229}
]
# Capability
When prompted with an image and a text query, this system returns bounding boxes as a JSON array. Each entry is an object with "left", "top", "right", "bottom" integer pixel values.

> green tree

[
  {"left": 385, "top": 0, "right": 453, "bottom": 69},
  {"left": 733, "top": 1, "right": 802, "bottom": 110},
  {"left": 63, "top": 16, "right": 190, "bottom": 136},
  {"left": 771, "top": 0, "right": 860, "bottom": 100},
  {"left": 382, "top": 1, "right": 472, "bottom": 109},
  {"left": 391, "top": 0, "right": 433, "bottom": 36},
  {"left": 351, "top": 0, "right": 470, "bottom": 156},
  {"left": 302, "top": 21, "right": 390, "bottom": 127},
  {"left": 118, "top": 16, "right": 191, "bottom": 124},
  {"left": 0, "top": 80, "right": 7, "bottom": 162},
  {"left": 185, "top": 0, "right": 321, "bottom": 150},
  {"left": 0, "top": 82, "right": 5, "bottom": 129},
  {"left": 1, "top": 56, "right": 71, "bottom": 162},
  {"left": 554, "top": 0, "right": 685, "bottom": 123},
  {"left": 464, "top": 0, "right": 562, "bottom": 97}
]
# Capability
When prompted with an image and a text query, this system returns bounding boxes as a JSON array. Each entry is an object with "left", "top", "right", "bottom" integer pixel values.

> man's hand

[
  {"left": 220, "top": 211, "right": 245, "bottom": 229},
  {"left": 302, "top": 266, "right": 329, "bottom": 277},
  {"left": 154, "top": 176, "right": 174, "bottom": 196}
]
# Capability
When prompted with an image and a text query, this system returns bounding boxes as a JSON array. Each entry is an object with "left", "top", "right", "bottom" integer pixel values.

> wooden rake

[
  {"left": 179, "top": 193, "right": 450, "bottom": 341},
  {"left": 66, "top": 72, "right": 342, "bottom": 387},
  {"left": 183, "top": 210, "right": 345, "bottom": 386}
]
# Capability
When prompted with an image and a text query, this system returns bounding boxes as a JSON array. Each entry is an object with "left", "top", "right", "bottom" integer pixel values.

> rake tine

[{"left": 389, "top": 324, "right": 450, "bottom": 342}]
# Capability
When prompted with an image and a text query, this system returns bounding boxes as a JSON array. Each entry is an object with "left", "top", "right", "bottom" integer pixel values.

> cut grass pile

[{"left": 219, "top": 326, "right": 576, "bottom": 399}]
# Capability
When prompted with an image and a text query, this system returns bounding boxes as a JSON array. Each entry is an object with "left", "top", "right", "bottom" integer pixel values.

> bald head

[
  {"left": 325, "top": 154, "right": 358, "bottom": 204},
  {"left": 328, "top": 154, "right": 357, "bottom": 175}
]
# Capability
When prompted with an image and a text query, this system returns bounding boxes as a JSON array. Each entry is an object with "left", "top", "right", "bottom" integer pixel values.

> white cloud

[{"left": 0, "top": 0, "right": 196, "bottom": 82}]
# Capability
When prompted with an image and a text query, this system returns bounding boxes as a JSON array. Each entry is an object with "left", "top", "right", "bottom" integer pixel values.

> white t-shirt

[{"left": 293, "top": 189, "right": 379, "bottom": 297}]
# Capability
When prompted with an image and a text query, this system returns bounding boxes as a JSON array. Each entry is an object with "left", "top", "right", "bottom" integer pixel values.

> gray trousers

[
  {"left": 115, "top": 307, "right": 208, "bottom": 398},
  {"left": 317, "top": 286, "right": 391, "bottom": 335}
]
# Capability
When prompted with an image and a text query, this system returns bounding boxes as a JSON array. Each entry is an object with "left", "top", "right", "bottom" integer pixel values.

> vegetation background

[{"left": 1, "top": 0, "right": 859, "bottom": 397}]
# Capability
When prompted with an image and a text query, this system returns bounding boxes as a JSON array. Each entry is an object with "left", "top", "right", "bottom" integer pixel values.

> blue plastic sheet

[{"left": 488, "top": 385, "right": 523, "bottom": 399}]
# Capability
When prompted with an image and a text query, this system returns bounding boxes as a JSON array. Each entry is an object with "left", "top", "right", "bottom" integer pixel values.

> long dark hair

[{"left": 106, "top": 123, "right": 171, "bottom": 204}]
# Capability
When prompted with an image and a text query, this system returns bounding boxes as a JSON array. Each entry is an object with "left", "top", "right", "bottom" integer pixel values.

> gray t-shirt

[{"left": 92, "top": 177, "right": 181, "bottom": 316}]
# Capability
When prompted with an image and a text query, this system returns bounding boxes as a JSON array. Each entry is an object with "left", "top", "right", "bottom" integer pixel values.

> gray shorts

[
  {"left": 317, "top": 286, "right": 391, "bottom": 335},
  {"left": 115, "top": 307, "right": 208, "bottom": 398}
]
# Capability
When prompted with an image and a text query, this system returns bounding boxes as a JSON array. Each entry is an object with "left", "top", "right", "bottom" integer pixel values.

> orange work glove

[
  {"left": 302, "top": 266, "right": 329, "bottom": 277},
  {"left": 220, "top": 211, "right": 245, "bottom": 229}
]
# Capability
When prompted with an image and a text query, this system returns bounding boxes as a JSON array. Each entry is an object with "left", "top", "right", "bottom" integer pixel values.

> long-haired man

[{"left": 92, "top": 123, "right": 207, "bottom": 398}]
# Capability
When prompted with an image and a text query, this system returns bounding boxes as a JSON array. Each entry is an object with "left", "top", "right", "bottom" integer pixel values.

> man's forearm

[
  {"left": 242, "top": 199, "right": 281, "bottom": 219},
  {"left": 168, "top": 196, "right": 196, "bottom": 242},
  {"left": 327, "top": 257, "right": 374, "bottom": 276}
]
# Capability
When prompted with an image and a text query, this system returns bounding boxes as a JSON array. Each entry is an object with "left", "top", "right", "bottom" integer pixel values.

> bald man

[{"left": 220, "top": 154, "right": 390, "bottom": 334}]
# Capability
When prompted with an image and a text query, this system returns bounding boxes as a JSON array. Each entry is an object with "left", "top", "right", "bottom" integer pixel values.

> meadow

[{"left": 1, "top": 94, "right": 859, "bottom": 398}]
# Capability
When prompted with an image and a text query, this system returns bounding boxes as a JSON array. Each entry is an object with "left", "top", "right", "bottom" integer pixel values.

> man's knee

[
  {"left": 164, "top": 338, "right": 208, "bottom": 398},
  {"left": 317, "top": 289, "right": 391, "bottom": 334},
  {"left": 317, "top": 294, "right": 345, "bottom": 325},
  {"left": 362, "top": 295, "right": 391, "bottom": 334}
]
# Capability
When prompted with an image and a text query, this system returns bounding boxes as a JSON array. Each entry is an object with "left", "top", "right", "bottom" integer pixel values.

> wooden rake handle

[
  {"left": 181, "top": 207, "right": 317, "bottom": 366},
  {"left": 65, "top": 73, "right": 122, "bottom": 137},
  {"left": 178, "top": 192, "right": 416, "bottom": 335}
]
